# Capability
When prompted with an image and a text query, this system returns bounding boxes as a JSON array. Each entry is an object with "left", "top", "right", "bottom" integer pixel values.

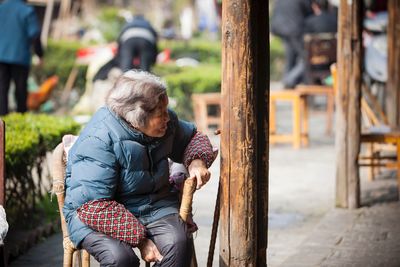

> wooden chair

[
  {"left": 51, "top": 142, "right": 90, "bottom": 267},
  {"left": 331, "top": 64, "right": 399, "bottom": 192},
  {"left": 359, "top": 130, "right": 400, "bottom": 195},
  {"left": 303, "top": 33, "right": 337, "bottom": 85},
  {"left": 359, "top": 92, "right": 398, "bottom": 182},
  {"left": 52, "top": 137, "right": 199, "bottom": 267},
  {"left": 294, "top": 33, "right": 337, "bottom": 135},
  {"left": 191, "top": 93, "right": 221, "bottom": 133}
]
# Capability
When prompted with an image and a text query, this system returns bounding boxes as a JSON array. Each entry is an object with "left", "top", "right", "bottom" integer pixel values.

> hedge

[
  {"left": 162, "top": 64, "right": 221, "bottom": 120},
  {"left": 159, "top": 39, "right": 221, "bottom": 63},
  {"left": 2, "top": 113, "right": 81, "bottom": 225},
  {"left": 270, "top": 36, "right": 284, "bottom": 80},
  {"left": 3, "top": 113, "right": 81, "bottom": 170}
]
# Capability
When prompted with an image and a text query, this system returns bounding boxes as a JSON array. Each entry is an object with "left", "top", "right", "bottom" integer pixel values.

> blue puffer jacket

[{"left": 63, "top": 107, "right": 196, "bottom": 247}]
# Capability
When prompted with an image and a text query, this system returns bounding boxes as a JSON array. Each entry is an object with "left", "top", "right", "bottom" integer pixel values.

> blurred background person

[
  {"left": 271, "top": 0, "right": 313, "bottom": 89},
  {"left": 93, "top": 14, "right": 158, "bottom": 82},
  {"left": 117, "top": 14, "right": 158, "bottom": 72},
  {"left": 304, "top": 0, "right": 338, "bottom": 34},
  {"left": 0, "top": 0, "right": 44, "bottom": 116}
]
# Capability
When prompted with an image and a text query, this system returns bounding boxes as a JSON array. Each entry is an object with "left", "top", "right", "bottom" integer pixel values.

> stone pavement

[{"left": 281, "top": 202, "right": 400, "bottom": 267}]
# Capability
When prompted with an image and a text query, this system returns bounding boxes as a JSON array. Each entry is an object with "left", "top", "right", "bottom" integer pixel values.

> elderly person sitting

[{"left": 63, "top": 70, "right": 216, "bottom": 266}]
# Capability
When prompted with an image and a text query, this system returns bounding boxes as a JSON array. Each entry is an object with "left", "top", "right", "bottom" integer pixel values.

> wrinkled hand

[
  {"left": 188, "top": 159, "right": 210, "bottom": 189},
  {"left": 137, "top": 238, "right": 163, "bottom": 263}
]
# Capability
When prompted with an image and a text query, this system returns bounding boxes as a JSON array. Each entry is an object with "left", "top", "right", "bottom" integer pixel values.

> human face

[{"left": 140, "top": 97, "right": 170, "bottom": 137}]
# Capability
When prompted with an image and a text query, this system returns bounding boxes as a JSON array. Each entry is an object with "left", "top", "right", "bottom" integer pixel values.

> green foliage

[
  {"left": 270, "top": 36, "right": 285, "bottom": 80},
  {"left": 161, "top": 64, "right": 221, "bottom": 120},
  {"left": 97, "top": 7, "right": 126, "bottom": 42},
  {"left": 2, "top": 113, "right": 80, "bottom": 225},
  {"left": 154, "top": 39, "right": 221, "bottom": 120},
  {"left": 36, "top": 194, "right": 60, "bottom": 224},
  {"left": 159, "top": 39, "right": 221, "bottom": 63},
  {"left": 3, "top": 113, "right": 81, "bottom": 170},
  {"left": 31, "top": 40, "right": 88, "bottom": 95},
  {"left": 152, "top": 63, "right": 182, "bottom": 77}
]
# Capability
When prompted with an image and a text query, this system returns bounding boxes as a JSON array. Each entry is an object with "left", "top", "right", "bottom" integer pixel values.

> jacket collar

[{"left": 106, "top": 107, "right": 172, "bottom": 146}]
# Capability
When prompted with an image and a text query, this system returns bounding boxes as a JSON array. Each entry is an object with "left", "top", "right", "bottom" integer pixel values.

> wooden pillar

[
  {"left": 335, "top": 0, "right": 363, "bottom": 208},
  {"left": 387, "top": 0, "right": 400, "bottom": 127},
  {"left": 41, "top": 0, "right": 55, "bottom": 47},
  {"left": 220, "top": 0, "right": 269, "bottom": 266},
  {"left": 0, "top": 120, "right": 5, "bottom": 206}
]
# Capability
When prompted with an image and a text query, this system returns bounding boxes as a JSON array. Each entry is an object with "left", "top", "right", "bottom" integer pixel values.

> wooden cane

[{"left": 179, "top": 178, "right": 198, "bottom": 267}]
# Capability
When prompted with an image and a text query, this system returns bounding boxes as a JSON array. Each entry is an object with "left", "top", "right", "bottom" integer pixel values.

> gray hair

[{"left": 105, "top": 70, "right": 167, "bottom": 128}]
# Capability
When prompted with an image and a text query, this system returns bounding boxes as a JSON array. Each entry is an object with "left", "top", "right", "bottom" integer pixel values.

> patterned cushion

[{"left": 77, "top": 199, "right": 146, "bottom": 247}]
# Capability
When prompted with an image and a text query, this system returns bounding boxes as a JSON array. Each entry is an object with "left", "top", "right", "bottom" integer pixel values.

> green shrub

[
  {"left": 163, "top": 64, "right": 221, "bottom": 120},
  {"left": 97, "top": 7, "right": 126, "bottom": 42},
  {"left": 3, "top": 113, "right": 81, "bottom": 172},
  {"left": 159, "top": 39, "right": 221, "bottom": 63},
  {"left": 270, "top": 36, "right": 284, "bottom": 81},
  {"left": 159, "top": 37, "right": 284, "bottom": 80},
  {"left": 153, "top": 63, "right": 182, "bottom": 77},
  {"left": 2, "top": 113, "right": 81, "bottom": 225}
]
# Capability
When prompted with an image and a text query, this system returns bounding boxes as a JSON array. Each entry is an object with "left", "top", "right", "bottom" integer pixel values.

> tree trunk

[{"left": 220, "top": 0, "right": 269, "bottom": 266}]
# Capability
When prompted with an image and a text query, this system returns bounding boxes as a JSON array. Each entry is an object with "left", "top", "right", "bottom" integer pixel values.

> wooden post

[
  {"left": 387, "top": 0, "right": 400, "bottom": 127},
  {"left": 41, "top": 0, "right": 55, "bottom": 47},
  {"left": 335, "top": 0, "right": 363, "bottom": 208},
  {"left": 220, "top": 0, "right": 269, "bottom": 266},
  {"left": 0, "top": 120, "right": 5, "bottom": 206}
]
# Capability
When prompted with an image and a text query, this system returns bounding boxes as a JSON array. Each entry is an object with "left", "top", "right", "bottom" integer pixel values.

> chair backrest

[
  {"left": 51, "top": 142, "right": 70, "bottom": 242},
  {"left": 52, "top": 139, "right": 91, "bottom": 267},
  {"left": 331, "top": 63, "right": 389, "bottom": 130},
  {"left": 304, "top": 33, "right": 337, "bottom": 85}
]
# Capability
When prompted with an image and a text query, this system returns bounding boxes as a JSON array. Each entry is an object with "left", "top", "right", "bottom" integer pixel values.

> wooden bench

[
  {"left": 270, "top": 90, "right": 308, "bottom": 149},
  {"left": 191, "top": 93, "right": 221, "bottom": 133}
]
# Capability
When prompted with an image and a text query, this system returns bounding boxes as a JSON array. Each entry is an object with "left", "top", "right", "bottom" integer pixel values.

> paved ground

[
  {"left": 281, "top": 202, "right": 400, "bottom": 267},
  {"left": 9, "top": 87, "right": 400, "bottom": 266}
]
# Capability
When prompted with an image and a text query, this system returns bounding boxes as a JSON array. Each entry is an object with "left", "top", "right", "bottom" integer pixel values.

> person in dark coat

[
  {"left": 0, "top": 0, "right": 44, "bottom": 115},
  {"left": 116, "top": 15, "right": 158, "bottom": 72},
  {"left": 271, "top": 0, "right": 313, "bottom": 88},
  {"left": 304, "top": 0, "right": 338, "bottom": 34},
  {"left": 93, "top": 15, "right": 158, "bottom": 82}
]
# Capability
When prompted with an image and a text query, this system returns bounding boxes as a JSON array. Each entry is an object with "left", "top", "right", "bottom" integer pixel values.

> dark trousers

[
  {"left": 81, "top": 214, "right": 192, "bottom": 267},
  {"left": 281, "top": 35, "right": 305, "bottom": 88},
  {"left": 118, "top": 38, "right": 156, "bottom": 72},
  {"left": 0, "top": 63, "right": 29, "bottom": 116}
]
